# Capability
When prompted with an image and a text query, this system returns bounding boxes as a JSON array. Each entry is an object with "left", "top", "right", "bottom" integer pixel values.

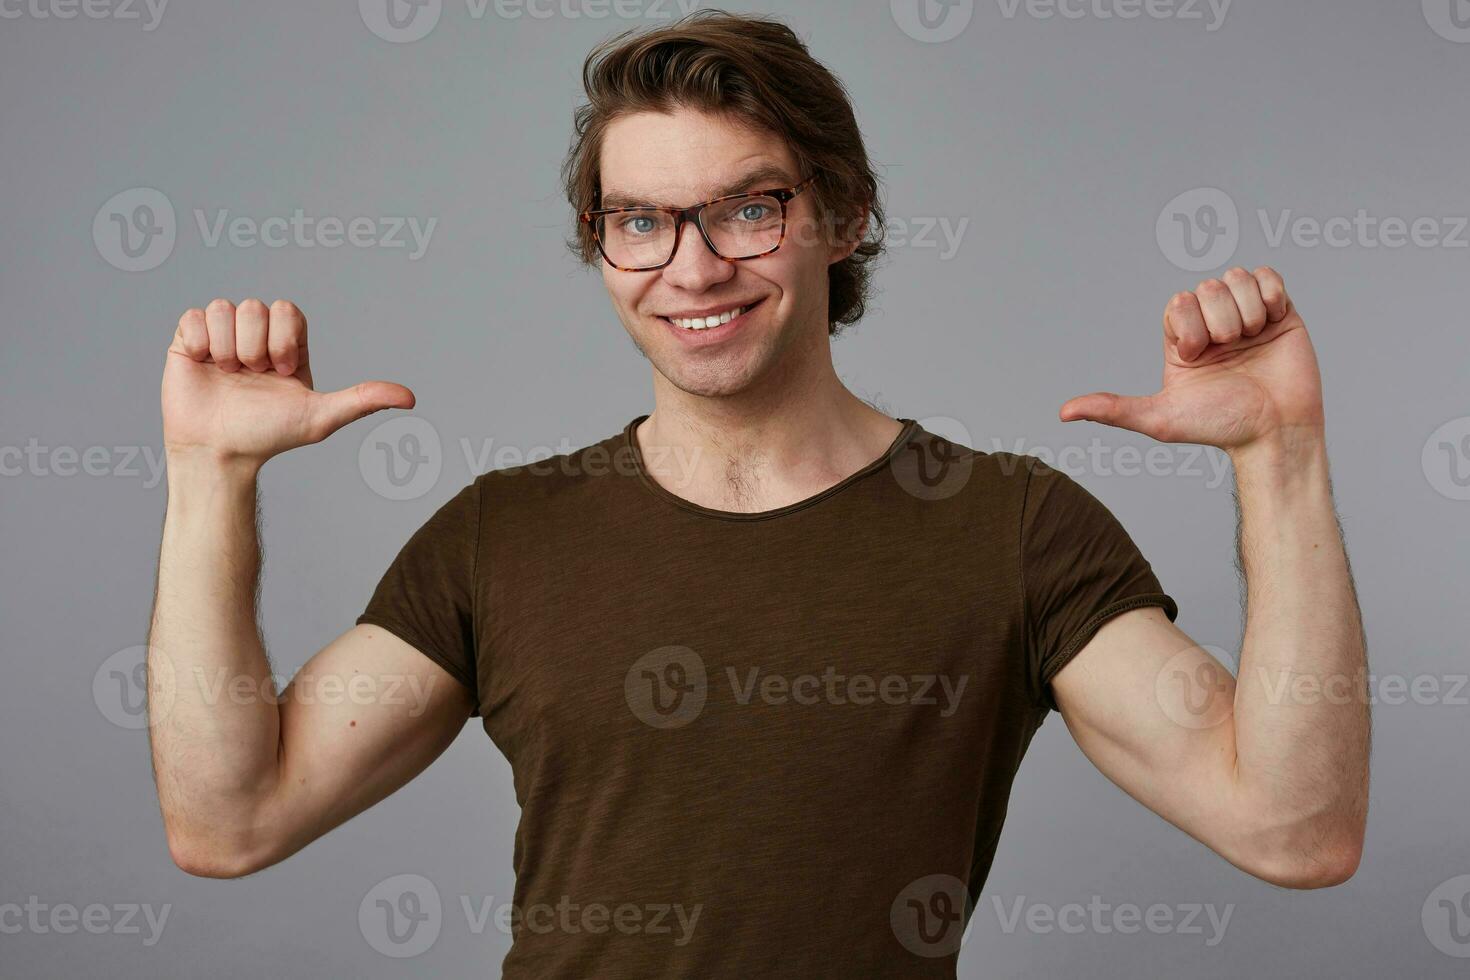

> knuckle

[
  {"left": 1197, "top": 278, "right": 1226, "bottom": 294},
  {"left": 237, "top": 297, "right": 268, "bottom": 317},
  {"left": 269, "top": 299, "right": 299, "bottom": 317},
  {"left": 205, "top": 297, "right": 234, "bottom": 316},
  {"left": 1223, "top": 266, "right": 1251, "bottom": 282}
]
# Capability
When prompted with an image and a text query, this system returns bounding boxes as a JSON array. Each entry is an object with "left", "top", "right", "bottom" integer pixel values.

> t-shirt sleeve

[
  {"left": 356, "top": 478, "right": 482, "bottom": 716},
  {"left": 1019, "top": 455, "right": 1178, "bottom": 714}
]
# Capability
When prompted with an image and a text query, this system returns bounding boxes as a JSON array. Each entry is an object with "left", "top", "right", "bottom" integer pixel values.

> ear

[{"left": 827, "top": 203, "right": 869, "bottom": 265}]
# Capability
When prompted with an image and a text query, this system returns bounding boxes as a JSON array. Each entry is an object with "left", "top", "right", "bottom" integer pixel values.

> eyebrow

[{"left": 598, "top": 164, "right": 798, "bottom": 210}]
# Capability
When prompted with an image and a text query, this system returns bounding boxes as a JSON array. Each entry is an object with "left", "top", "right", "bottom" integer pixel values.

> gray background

[{"left": 2, "top": 0, "right": 1468, "bottom": 976}]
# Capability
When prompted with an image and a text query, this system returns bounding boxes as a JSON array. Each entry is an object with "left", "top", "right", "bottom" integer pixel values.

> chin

[{"left": 655, "top": 358, "right": 764, "bottom": 399}]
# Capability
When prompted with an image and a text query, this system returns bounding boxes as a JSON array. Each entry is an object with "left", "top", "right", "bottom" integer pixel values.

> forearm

[
  {"left": 1227, "top": 426, "right": 1369, "bottom": 878},
  {"left": 148, "top": 453, "right": 283, "bottom": 867}
]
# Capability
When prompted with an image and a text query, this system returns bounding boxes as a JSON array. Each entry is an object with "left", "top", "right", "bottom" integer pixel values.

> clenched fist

[{"left": 162, "top": 299, "right": 414, "bottom": 466}]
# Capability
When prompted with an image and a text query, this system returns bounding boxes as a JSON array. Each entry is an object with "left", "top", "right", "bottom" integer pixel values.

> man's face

[{"left": 596, "top": 108, "right": 846, "bottom": 399}]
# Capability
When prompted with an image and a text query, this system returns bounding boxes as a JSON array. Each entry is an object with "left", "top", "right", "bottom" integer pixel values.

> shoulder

[
  {"left": 472, "top": 425, "right": 636, "bottom": 512},
  {"left": 892, "top": 421, "right": 1052, "bottom": 505}
]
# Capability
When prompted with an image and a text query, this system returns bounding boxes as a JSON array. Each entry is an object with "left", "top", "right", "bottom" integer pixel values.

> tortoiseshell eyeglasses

[{"left": 579, "top": 174, "right": 819, "bottom": 272}]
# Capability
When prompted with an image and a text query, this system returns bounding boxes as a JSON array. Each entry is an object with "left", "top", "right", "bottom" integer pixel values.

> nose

[{"left": 660, "top": 219, "right": 735, "bottom": 292}]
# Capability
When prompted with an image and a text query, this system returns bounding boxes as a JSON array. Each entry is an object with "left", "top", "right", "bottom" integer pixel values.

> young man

[{"left": 148, "top": 10, "right": 1368, "bottom": 976}]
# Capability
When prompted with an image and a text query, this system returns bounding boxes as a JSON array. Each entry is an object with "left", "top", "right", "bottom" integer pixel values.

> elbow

[
  {"left": 168, "top": 833, "right": 267, "bottom": 879},
  {"left": 164, "top": 817, "right": 279, "bottom": 879},
  {"left": 1244, "top": 827, "right": 1364, "bottom": 890}
]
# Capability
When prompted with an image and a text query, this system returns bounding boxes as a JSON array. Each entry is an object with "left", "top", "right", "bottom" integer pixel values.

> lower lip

[{"left": 659, "top": 300, "right": 763, "bottom": 346}]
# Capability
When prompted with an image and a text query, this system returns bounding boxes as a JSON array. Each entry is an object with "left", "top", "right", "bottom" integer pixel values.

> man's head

[{"left": 563, "top": 11, "right": 884, "bottom": 400}]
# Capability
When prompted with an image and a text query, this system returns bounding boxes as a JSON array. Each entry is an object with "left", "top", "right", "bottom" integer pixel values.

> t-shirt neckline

[{"left": 623, "top": 414, "right": 919, "bottom": 522}]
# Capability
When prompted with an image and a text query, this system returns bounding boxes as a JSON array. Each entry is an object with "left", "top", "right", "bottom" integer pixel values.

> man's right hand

[
  {"left": 163, "top": 298, "right": 414, "bottom": 465},
  {"left": 151, "top": 298, "right": 474, "bottom": 879}
]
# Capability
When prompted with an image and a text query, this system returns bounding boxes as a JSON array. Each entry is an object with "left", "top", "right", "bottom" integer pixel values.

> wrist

[
  {"left": 164, "top": 446, "right": 263, "bottom": 494},
  {"left": 1228, "top": 426, "right": 1330, "bottom": 493}
]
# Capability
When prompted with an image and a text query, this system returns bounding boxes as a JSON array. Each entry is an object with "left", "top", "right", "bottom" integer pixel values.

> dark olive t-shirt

[{"left": 357, "top": 416, "right": 1177, "bottom": 978}]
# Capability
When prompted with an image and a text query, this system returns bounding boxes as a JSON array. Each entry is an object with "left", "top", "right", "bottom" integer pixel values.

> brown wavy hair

[{"left": 562, "top": 9, "right": 885, "bottom": 336}]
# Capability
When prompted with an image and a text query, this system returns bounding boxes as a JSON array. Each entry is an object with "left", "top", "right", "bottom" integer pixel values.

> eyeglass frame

[{"left": 578, "top": 174, "right": 820, "bottom": 272}]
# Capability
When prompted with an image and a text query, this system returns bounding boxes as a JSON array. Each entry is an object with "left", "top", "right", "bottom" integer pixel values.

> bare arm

[
  {"left": 1051, "top": 434, "right": 1368, "bottom": 888},
  {"left": 148, "top": 298, "right": 474, "bottom": 878},
  {"left": 1052, "top": 269, "right": 1369, "bottom": 889}
]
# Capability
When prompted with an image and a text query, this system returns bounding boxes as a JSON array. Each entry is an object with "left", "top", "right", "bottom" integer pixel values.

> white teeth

[{"left": 670, "top": 304, "right": 749, "bottom": 330}]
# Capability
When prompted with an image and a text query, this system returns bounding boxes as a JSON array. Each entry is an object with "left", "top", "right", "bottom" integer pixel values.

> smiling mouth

[{"left": 659, "top": 300, "right": 761, "bottom": 331}]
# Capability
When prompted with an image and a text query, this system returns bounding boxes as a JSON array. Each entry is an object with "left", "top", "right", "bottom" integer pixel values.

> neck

[{"left": 637, "top": 327, "right": 903, "bottom": 513}]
